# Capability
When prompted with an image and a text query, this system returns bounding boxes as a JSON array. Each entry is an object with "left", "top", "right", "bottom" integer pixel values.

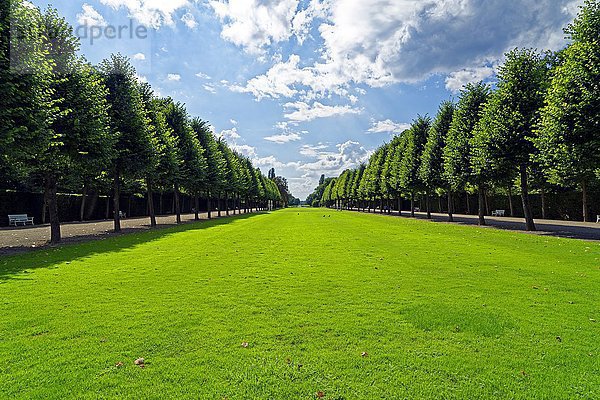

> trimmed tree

[{"left": 534, "top": 0, "right": 600, "bottom": 222}]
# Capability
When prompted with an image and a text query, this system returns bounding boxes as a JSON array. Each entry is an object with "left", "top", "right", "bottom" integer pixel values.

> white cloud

[
  {"left": 209, "top": 0, "right": 302, "bottom": 55},
  {"left": 230, "top": 119, "right": 238, "bottom": 125},
  {"left": 99, "top": 0, "right": 190, "bottom": 28},
  {"left": 77, "top": 4, "right": 107, "bottom": 27},
  {"left": 203, "top": 84, "right": 217, "bottom": 93},
  {"left": 232, "top": 144, "right": 257, "bottom": 158},
  {"left": 296, "top": 140, "right": 370, "bottom": 176},
  {"left": 219, "top": 127, "right": 241, "bottom": 141},
  {"left": 181, "top": 12, "right": 198, "bottom": 29},
  {"left": 229, "top": 0, "right": 581, "bottom": 102},
  {"left": 135, "top": 74, "right": 148, "bottom": 83},
  {"left": 167, "top": 73, "right": 181, "bottom": 81},
  {"left": 196, "top": 71, "right": 212, "bottom": 80},
  {"left": 264, "top": 132, "right": 302, "bottom": 144},
  {"left": 253, "top": 155, "right": 299, "bottom": 169},
  {"left": 368, "top": 119, "right": 411, "bottom": 134},
  {"left": 445, "top": 66, "right": 496, "bottom": 93},
  {"left": 132, "top": 52, "right": 146, "bottom": 61},
  {"left": 283, "top": 101, "right": 361, "bottom": 122},
  {"left": 300, "top": 143, "right": 329, "bottom": 157}
]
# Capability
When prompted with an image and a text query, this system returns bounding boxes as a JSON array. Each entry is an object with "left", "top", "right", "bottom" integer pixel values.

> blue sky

[{"left": 29, "top": 0, "right": 582, "bottom": 199}]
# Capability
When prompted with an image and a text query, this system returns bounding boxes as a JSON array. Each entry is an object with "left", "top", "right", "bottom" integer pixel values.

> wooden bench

[
  {"left": 492, "top": 210, "right": 506, "bottom": 217},
  {"left": 8, "top": 214, "right": 34, "bottom": 226}
]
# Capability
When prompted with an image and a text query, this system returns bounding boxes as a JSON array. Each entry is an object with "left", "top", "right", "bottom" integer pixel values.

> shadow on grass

[{"left": 0, "top": 212, "right": 266, "bottom": 282}]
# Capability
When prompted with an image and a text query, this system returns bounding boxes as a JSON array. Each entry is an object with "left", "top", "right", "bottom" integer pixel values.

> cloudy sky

[{"left": 30, "top": 0, "right": 582, "bottom": 199}]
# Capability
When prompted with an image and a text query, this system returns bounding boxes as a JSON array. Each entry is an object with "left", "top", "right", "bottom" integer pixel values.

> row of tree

[
  {"left": 313, "top": 0, "right": 600, "bottom": 230},
  {"left": 0, "top": 0, "right": 287, "bottom": 243}
]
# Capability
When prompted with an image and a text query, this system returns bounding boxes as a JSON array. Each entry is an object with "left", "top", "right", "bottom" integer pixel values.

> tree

[
  {"left": 400, "top": 116, "right": 431, "bottom": 217},
  {"left": 472, "top": 49, "right": 550, "bottom": 231},
  {"left": 192, "top": 118, "right": 226, "bottom": 218},
  {"left": 444, "top": 82, "right": 490, "bottom": 225},
  {"left": 218, "top": 140, "right": 242, "bottom": 215},
  {"left": 420, "top": 101, "right": 455, "bottom": 220},
  {"left": 164, "top": 102, "right": 206, "bottom": 222},
  {"left": 99, "top": 54, "right": 153, "bottom": 232},
  {"left": 1, "top": 2, "right": 60, "bottom": 239},
  {"left": 534, "top": 0, "right": 600, "bottom": 221}
]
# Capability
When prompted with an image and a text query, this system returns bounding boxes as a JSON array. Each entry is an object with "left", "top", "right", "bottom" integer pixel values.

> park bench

[
  {"left": 8, "top": 214, "right": 34, "bottom": 226},
  {"left": 413, "top": 207, "right": 420, "bottom": 212},
  {"left": 118, "top": 211, "right": 127, "bottom": 219},
  {"left": 597, "top": 215, "right": 599, "bottom": 223},
  {"left": 492, "top": 210, "right": 506, "bottom": 217}
]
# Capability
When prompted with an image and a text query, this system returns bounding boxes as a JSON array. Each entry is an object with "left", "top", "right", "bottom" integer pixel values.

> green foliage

[
  {"left": 443, "top": 82, "right": 490, "bottom": 191},
  {"left": 472, "top": 49, "right": 550, "bottom": 184},
  {"left": 164, "top": 102, "right": 206, "bottom": 195},
  {"left": 399, "top": 116, "right": 431, "bottom": 192},
  {"left": 191, "top": 118, "right": 225, "bottom": 196},
  {"left": 534, "top": 0, "right": 600, "bottom": 187},
  {"left": 99, "top": 54, "right": 153, "bottom": 180},
  {"left": 419, "top": 101, "right": 455, "bottom": 191}
]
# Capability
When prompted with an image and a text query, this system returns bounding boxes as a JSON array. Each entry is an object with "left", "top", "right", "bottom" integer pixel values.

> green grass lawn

[{"left": 0, "top": 208, "right": 599, "bottom": 399}]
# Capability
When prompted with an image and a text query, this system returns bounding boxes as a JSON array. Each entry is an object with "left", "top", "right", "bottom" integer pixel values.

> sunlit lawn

[{"left": 0, "top": 208, "right": 598, "bottom": 399}]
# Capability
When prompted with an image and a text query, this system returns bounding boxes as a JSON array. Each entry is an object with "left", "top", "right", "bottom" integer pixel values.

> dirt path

[{"left": 0, "top": 210, "right": 255, "bottom": 256}]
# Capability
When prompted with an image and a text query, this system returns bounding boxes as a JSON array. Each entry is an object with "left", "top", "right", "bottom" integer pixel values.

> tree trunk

[
  {"left": 113, "top": 171, "right": 121, "bottom": 232},
  {"left": 582, "top": 180, "right": 589, "bottom": 222},
  {"left": 194, "top": 195, "right": 200, "bottom": 220},
  {"left": 398, "top": 197, "right": 402, "bottom": 216},
  {"left": 42, "top": 184, "right": 49, "bottom": 224},
  {"left": 447, "top": 191, "right": 454, "bottom": 222},
  {"left": 541, "top": 187, "right": 546, "bottom": 220},
  {"left": 86, "top": 193, "right": 98, "bottom": 220},
  {"left": 225, "top": 192, "right": 230, "bottom": 216},
  {"left": 80, "top": 183, "right": 88, "bottom": 222},
  {"left": 484, "top": 190, "right": 490, "bottom": 216},
  {"left": 466, "top": 192, "right": 471, "bottom": 214},
  {"left": 426, "top": 191, "right": 431, "bottom": 219},
  {"left": 477, "top": 186, "right": 486, "bottom": 226},
  {"left": 438, "top": 196, "right": 443, "bottom": 214},
  {"left": 147, "top": 178, "right": 157, "bottom": 228},
  {"left": 410, "top": 192, "right": 415, "bottom": 218},
  {"left": 519, "top": 165, "right": 536, "bottom": 231},
  {"left": 159, "top": 192, "right": 164, "bottom": 215},
  {"left": 218, "top": 194, "right": 222, "bottom": 217},
  {"left": 508, "top": 186, "right": 515, "bottom": 217},
  {"left": 174, "top": 183, "right": 181, "bottom": 224},
  {"left": 46, "top": 175, "right": 61, "bottom": 244},
  {"left": 105, "top": 196, "right": 110, "bottom": 220},
  {"left": 207, "top": 193, "right": 212, "bottom": 219}
]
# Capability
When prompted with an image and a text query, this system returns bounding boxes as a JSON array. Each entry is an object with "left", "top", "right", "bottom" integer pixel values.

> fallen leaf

[
  {"left": 316, "top": 391, "right": 325, "bottom": 398},
  {"left": 241, "top": 342, "right": 249, "bottom": 348},
  {"left": 134, "top": 358, "right": 145, "bottom": 366},
  {"left": 115, "top": 362, "right": 123, "bottom": 368},
  {"left": 361, "top": 352, "right": 368, "bottom": 357}
]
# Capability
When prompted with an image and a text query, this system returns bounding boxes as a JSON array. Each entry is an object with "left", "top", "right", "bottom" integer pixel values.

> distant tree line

[
  {"left": 310, "top": 0, "right": 600, "bottom": 230},
  {"left": 0, "top": 0, "right": 286, "bottom": 243}
]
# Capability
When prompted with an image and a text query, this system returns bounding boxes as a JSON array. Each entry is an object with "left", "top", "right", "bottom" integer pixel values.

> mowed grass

[{"left": 0, "top": 209, "right": 599, "bottom": 399}]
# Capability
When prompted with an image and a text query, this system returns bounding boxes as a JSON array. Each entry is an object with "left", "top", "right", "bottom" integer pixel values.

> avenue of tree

[
  {"left": 0, "top": 0, "right": 292, "bottom": 243},
  {"left": 312, "top": 0, "right": 600, "bottom": 231}
]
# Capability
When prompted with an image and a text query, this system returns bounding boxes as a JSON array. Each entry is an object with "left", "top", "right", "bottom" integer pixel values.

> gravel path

[
  {"left": 349, "top": 209, "right": 600, "bottom": 242},
  {"left": 2, "top": 208, "right": 598, "bottom": 257},
  {"left": 0, "top": 210, "right": 255, "bottom": 256}
]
